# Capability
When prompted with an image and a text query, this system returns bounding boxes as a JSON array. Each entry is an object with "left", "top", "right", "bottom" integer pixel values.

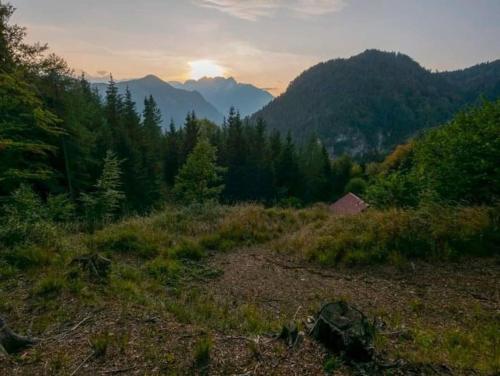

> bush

[{"left": 0, "top": 185, "right": 59, "bottom": 247}]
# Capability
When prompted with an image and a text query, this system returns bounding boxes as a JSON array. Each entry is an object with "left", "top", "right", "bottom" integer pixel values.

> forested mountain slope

[{"left": 252, "top": 50, "right": 500, "bottom": 158}]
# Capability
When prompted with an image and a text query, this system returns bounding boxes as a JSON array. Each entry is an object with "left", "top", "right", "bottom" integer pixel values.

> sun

[{"left": 188, "top": 59, "right": 225, "bottom": 80}]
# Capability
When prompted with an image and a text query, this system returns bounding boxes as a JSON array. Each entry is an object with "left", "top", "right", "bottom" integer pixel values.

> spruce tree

[
  {"left": 163, "top": 120, "right": 180, "bottom": 186},
  {"left": 173, "top": 137, "right": 225, "bottom": 204},
  {"left": 141, "top": 95, "right": 163, "bottom": 207}
]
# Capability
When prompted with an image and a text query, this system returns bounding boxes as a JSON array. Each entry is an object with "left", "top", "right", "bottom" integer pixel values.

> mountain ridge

[
  {"left": 93, "top": 75, "right": 224, "bottom": 127},
  {"left": 170, "top": 76, "right": 273, "bottom": 117},
  {"left": 252, "top": 49, "right": 500, "bottom": 158}
]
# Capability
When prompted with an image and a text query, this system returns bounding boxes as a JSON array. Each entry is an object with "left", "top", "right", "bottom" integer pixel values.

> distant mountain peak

[
  {"left": 170, "top": 76, "right": 273, "bottom": 117},
  {"left": 92, "top": 76, "right": 223, "bottom": 127},
  {"left": 138, "top": 74, "right": 166, "bottom": 85}
]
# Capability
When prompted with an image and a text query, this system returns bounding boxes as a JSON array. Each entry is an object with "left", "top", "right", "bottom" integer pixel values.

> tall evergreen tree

[
  {"left": 141, "top": 95, "right": 163, "bottom": 207},
  {"left": 181, "top": 111, "right": 199, "bottom": 164},
  {"left": 173, "top": 137, "right": 225, "bottom": 204},
  {"left": 275, "top": 132, "right": 303, "bottom": 201},
  {"left": 0, "top": 72, "right": 62, "bottom": 195},
  {"left": 164, "top": 120, "right": 180, "bottom": 186},
  {"left": 223, "top": 108, "right": 248, "bottom": 201}
]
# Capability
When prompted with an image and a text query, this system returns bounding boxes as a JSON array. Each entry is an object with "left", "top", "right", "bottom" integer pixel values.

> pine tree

[
  {"left": 163, "top": 120, "right": 180, "bottom": 186},
  {"left": 81, "top": 150, "right": 125, "bottom": 229},
  {"left": 0, "top": 72, "right": 62, "bottom": 195},
  {"left": 173, "top": 138, "right": 225, "bottom": 204},
  {"left": 141, "top": 95, "right": 163, "bottom": 207},
  {"left": 181, "top": 111, "right": 199, "bottom": 164},
  {"left": 223, "top": 107, "right": 248, "bottom": 201},
  {"left": 300, "top": 137, "right": 333, "bottom": 203},
  {"left": 275, "top": 132, "right": 303, "bottom": 201}
]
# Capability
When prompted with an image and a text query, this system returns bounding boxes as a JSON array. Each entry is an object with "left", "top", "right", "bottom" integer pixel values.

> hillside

[
  {"left": 170, "top": 77, "right": 273, "bottom": 117},
  {"left": 252, "top": 50, "right": 500, "bottom": 157},
  {"left": 1, "top": 204, "right": 498, "bottom": 375},
  {"left": 94, "top": 75, "right": 223, "bottom": 127}
]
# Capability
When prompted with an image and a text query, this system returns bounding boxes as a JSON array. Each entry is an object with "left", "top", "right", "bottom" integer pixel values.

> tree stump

[
  {"left": 70, "top": 253, "right": 111, "bottom": 281},
  {"left": 310, "top": 301, "right": 375, "bottom": 362},
  {"left": 0, "top": 316, "right": 38, "bottom": 354}
]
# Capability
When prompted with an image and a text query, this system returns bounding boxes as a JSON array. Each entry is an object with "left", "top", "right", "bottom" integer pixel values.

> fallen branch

[
  {"left": 43, "top": 315, "right": 93, "bottom": 342},
  {"left": 70, "top": 351, "right": 95, "bottom": 376},
  {"left": 101, "top": 366, "right": 136, "bottom": 374}
]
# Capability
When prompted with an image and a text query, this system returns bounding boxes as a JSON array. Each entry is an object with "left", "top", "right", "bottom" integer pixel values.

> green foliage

[
  {"left": 0, "top": 185, "right": 64, "bottom": 247},
  {"left": 0, "top": 72, "right": 62, "bottom": 194},
  {"left": 367, "top": 100, "right": 500, "bottom": 207},
  {"left": 81, "top": 150, "right": 125, "bottom": 229},
  {"left": 194, "top": 336, "right": 212, "bottom": 369},
  {"left": 90, "top": 332, "right": 110, "bottom": 358},
  {"left": 174, "top": 138, "right": 225, "bottom": 205},
  {"left": 324, "top": 355, "right": 343, "bottom": 373},
  {"left": 345, "top": 177, "right": 367, "bottom": 195}
]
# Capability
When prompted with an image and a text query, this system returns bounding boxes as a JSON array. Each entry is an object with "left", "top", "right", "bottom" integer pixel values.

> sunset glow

[{"left": 189, "top": 60, "right": 225, "bottom": 80}]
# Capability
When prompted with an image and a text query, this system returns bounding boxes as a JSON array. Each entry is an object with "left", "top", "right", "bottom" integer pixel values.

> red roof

[{"left": 330, "top": 193, "right": 369, "bottom": 215}]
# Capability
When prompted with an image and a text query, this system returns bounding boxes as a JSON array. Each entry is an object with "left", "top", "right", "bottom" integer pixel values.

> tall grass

[{"left": 273, "top": 203, "right": 498, "bottom": 265}]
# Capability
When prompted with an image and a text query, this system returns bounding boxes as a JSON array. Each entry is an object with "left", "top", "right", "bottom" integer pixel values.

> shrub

[{"left": 0, "top": 185, "right": 58, "bottom": 247}]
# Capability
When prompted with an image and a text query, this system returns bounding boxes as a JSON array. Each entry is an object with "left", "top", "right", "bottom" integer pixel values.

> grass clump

[
  {"left": 144, "top": 257, "right": 182, "bottom": 284},
  {"left": 91, "top": 226, "right": 159, "bottom": 258},
  {"left": 324, "top": 355, "right": 343, "bottom": 373},
  {"left": 194, "top": 335, "right": 212, "bottom": 370},
  {"left": 169, "top": 239, "right": 206, "bottom": 261},
  {"left": 90, "top": 332, "right": 111, "bottom": 358},
  {"left": 32, "top": 274, "right": 66, "bottom": 298}
]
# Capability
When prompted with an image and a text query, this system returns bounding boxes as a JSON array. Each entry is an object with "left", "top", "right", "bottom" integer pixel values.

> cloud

[{"left": 195, "top": 0, "right": 346, "bottom": 21}]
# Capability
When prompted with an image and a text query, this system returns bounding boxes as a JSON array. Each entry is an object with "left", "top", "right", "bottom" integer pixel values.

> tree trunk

[{"left": 0, "top": 316, "right": 37, "bottom": 354}]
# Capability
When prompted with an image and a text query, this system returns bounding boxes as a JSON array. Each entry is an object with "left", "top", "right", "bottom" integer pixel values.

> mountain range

[
  {"left": 252, "top": 50, "right": 500, "bottom": 158},
  {"left": 170, "top": 77, "right": 273, "bottom": 117},
  {"left": 93, "top": 75, "right": 273, "bottom": 127}
]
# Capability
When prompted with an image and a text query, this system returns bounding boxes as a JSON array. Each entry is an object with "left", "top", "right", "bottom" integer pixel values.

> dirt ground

[{"left": 2, "top": 247, "right": 499, "bottom": 375}]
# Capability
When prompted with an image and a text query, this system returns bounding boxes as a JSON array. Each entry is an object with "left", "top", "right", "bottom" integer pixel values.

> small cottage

[{"left": 330, "top": 193, "right": 369, "bottom": 215}]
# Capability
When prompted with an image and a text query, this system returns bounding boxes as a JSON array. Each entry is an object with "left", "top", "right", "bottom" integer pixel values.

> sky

[{"left": 11, "top": 0, "right": 500, "bottom": 95}]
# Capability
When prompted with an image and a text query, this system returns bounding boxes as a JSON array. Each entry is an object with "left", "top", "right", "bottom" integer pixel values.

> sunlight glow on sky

[
  {"left": 10, "top": 0, "right": 500, "bottom": 95},
  {"left": 189, "top": 60, "right": 226, "bottom": 80}
]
